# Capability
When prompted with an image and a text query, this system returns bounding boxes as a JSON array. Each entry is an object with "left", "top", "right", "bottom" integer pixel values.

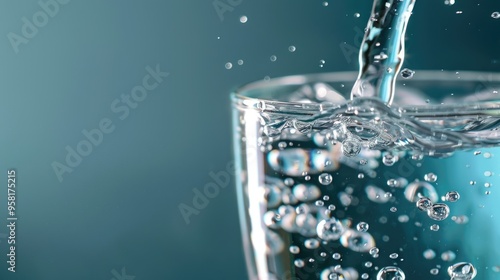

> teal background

[{"left": 0, "top": 0, "right": 498, "bottom": 279}]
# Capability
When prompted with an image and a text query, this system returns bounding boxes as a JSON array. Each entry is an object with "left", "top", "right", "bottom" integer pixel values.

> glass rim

[{"left": 231, "top": 70, "right": 500, "bottom": 116}]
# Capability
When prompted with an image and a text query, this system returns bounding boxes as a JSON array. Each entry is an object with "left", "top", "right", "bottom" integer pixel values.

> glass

[{"left": 231, "top": 71, "right": 500, "bottom": 280}]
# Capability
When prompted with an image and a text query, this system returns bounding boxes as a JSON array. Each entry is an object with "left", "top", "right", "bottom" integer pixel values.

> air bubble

[
  {"left": 423, "top": 249, "right": 436, "bottom": 260},
  {"left": 294, "top": 259, "right": 305, "bottom": 268},
  {"left": 342, "top": 139, "right": 361, "bottom": 157},
  {"left": 270, "top": 55, "right": 277, "bottom": 62},
  {"left": 377, "top": 266, "right": 405, "bottom": 280},
  {"left": 430, "top": 224, "right": 440, "bottom": 231},
  {"left": 382, "top": 153, "right": 398, "bottom": 166},
  {"left": 340, "top": 229, "right": 376, "bottom": 253},
  {"left": 332, "top": 253, "right": 341, "bottom": 260},
  {"left": 225, "top": 62, "right": 233, "bottom": 69},
  {"left": 427, "top": 203, "right": 450, "bottom": 221},
  {"left": 357, "top": 222, "right": 369, "bottom": 232},
  {"left": 288, "top": 45, "right": 296, "bottom": 52},
  {"left": 319, "top": 173, "right": 333, "bottom": 185},
  {"left": 447, "top": 262, "right": 477, "bottom": 279},
  {"left": 389, "top": 253, "right": 398, "bottom": 259},
  {"left": 430, "top": 268, "right": 439, "bottom": 275},
  {"left": 424, "top": 173, "right": 437, "bottom": 182},
  {"left": 445, "top": 191, "right": 460, "bottom": 202},
  {"left": 304, "top": 238, "right": 320, "bottom": 249},
  {"left": 354, "top": 13, "right": 361, "bottom": 18},
  {"left": 400, "top": 68, "right": 415, "bottom": 79},
  {"left": 237, "top": 59, "right": 244, "bottom": 65},
  {"left": 416, "top": 197, "right": 433, "bottom": 211},
  {"left": 289, "top": 246, "right": 300, "bottom": 254},
  {"left": 239, "top": 16, "right": 248, "bottom": 23},
  {"left": 441, "top": 250, "right": 456, "bottom": 262},
  {"left": 317, "top": 218, "right": 345, "bottom": 241}
]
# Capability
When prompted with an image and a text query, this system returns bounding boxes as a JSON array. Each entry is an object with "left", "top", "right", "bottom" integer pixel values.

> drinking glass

[{"left": 231, "top": 71, "right": 500, "bottom": 280}]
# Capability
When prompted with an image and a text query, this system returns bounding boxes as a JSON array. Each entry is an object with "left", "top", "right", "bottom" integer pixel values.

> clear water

[
  {"left": 351, "top": 0, "right": 416, "bottom": 104},
  {"left": 244, "top": 83, "right": 500, "bottom": 279}
]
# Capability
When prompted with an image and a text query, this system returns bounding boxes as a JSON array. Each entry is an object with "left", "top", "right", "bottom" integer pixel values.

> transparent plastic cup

[{"left": 231, "top": 71, "right": 500, "bottom": 280}]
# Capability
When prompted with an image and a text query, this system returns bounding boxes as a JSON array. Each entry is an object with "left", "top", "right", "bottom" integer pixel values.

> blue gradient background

[{"left": 0, "top": 0, "right": 498, "bottom": 279}]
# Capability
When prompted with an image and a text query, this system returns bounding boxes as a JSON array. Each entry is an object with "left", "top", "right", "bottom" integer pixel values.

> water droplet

[
  {"left": 447, "top": 262, "right": 477, "bottom": 279},
  {"left": 239, "top": 15, "right": 248, "bottom": 23},
  {"left": 270, "top": 55, "right": 277, "bottom": 62},
  {"left": 400, "top": 68, "right": 415, "bottom": 79},
  {"left": 225, "top": 62, "right": 233, "bottom": 69},
  {"left": 289, "top": 245, "right": 300, "bottom": 254},
  {"left": 377, "top": 266, "right": 405, "bottom": 280},
  {"left": 416, "top": 197, "right": 433, "bottom": 211},
  {"left": 427, "top": 203, "right": 450, "bottom": 221},
  {"left": 445, "top": 191, "right": 460, "bottom": 202},
  {"left": 288, "top": 45, "right": 296, "bottom": 52},
  {"left": 357, "top": 222, "right": 369, "bottom": 232},
  {"left": 423, "top": 249, "right": 436, "bottom": 260},
  {"left": 319, "top": 173, "right": 333, "bottom": 185},
  {"left": 317, "top": 218, "right": 345, "bottom": 241},
  {"left": 342, "top": 139, "right": 361, "bottom": 157},
  {"left": 424, "top": 173, "right": 437, "bottom": 182}
]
